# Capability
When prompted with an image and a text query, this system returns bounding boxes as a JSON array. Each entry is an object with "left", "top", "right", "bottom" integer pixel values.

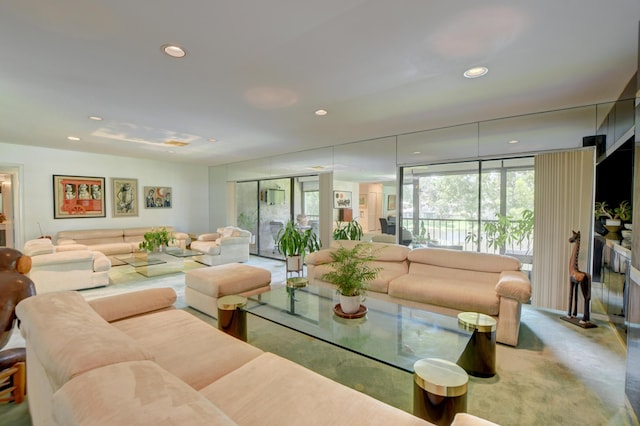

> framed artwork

[
  {"left": 112, "top": 178, "right": 138, "bottom": 217},
  {"left": 53, "top": 175, "right": 105, "bottom": 219},
  {"left": 359, "top": 195, "right": 366, "bottom": 206},
  {"left": 388, "top": 194, "right": 397, "bottom": 210},
  {"left": 333, "top": 190, "right": 352, "bottom": 209},
  {"left": 144, "top": 186, "right": 172, "bottom": 208}
]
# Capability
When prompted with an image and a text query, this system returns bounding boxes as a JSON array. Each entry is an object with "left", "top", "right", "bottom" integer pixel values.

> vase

[{"left": 339, "top": 294, "right": 362, "bottom": 314}]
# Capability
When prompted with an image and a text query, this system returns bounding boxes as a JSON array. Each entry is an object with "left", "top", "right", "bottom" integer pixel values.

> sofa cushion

[
  {"left": 200, "top": 352, "right": 429, "bottom": 425},
  {"left": 191, "top": 240, "right": 221, "bottom": 255},
  {"left": 52, "top": 360, "right": 236, "bottom": 426},
  {"left": 112, "top": 309, "right": 263, "bottom": 390},
  {"left": 57, "top": 229, "right": 124, "bottom": 243},
  {"left": 54, "top": 243, "right": 89, "bottom": 252},
  {"left": 88, "top": 242, "right": 136, "bottom": 255},
  {"left": 16, "top": 291, "right": 153, "bottom": 391},
  {"left": 409, "top": 248, "right": 521, "bottom": 273},
  {"left": 388, "top": 275, "right": 500, "bottom": 316},
  {"left": 330, "top": 240, "right": 410, "bottom": 262},
  {"left": 29, "top": 250, "right": 95, "bottom": 267},
  {"left": 89, "top": 288, "right": 177, "bottom": 322}
]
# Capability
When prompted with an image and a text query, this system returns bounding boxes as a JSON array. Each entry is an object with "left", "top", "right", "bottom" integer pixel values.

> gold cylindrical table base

[
  {"left": 217, "top": 295, "right": 247, "bottom": 341},
  {"left": 457, "top": 312, "right": 497, "bottom": 378},
  {"left": 413, "top": 358, "right": 468, "bottom": 426}
]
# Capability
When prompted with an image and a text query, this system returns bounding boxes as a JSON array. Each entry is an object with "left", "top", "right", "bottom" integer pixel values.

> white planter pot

[
  {"left": 286, "top": 256, "right": 303, "bottom": 273},
  {"left": 605, "top": 219, "right": 621, "bottom": 226},
  {"left": 339, "top": 294, "right": 361, "bottom": 314}
]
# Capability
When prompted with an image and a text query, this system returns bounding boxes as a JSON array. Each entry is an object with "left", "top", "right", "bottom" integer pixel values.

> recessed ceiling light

[
  {"left": 315, "top": 109, "right": 328, "bottom": 116},
  {"left": 208, "top": 138, "right": 217, "bottom": 142},
  {"left": 88, "top": 116, "right": 103, "bottom": 121},
  {"left": 413, "top": 151, "right": 421, "bottom": 155},
  {"left": 508, "top": 140, "right": 519, "bottom": 144},
  {"left": 67, "top": 136, "right": 81, "bottom": 141},
  {"left": 162, "top": 44, "right": 187, "bottom": 58},
  {"left": 167, "top": 150, "right": 175, "bottom": 154},
  {"left": 463, "top": 67, "right": 488, "bottom": 78}
]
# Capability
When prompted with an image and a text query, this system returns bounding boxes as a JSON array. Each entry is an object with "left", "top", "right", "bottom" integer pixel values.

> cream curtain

[{"left": 532, "top": 149, "right": 594, "bottom": 310}]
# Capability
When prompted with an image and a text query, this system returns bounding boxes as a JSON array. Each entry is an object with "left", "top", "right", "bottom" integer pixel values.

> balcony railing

[{"left": 401, "top": 217, "right": 533, "bottom": 262}]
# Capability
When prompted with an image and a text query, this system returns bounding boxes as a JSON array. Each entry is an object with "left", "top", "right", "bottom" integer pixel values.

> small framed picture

[
  {"left": 144, "top": 186, "right": 172, "bottom": 208},
  {"left": 333, "top": 191, "right": 352, "bottom": 209},
  {"left": 53, "top": 175, "right": 105, "bottom": 219},
  {"left": 388, "top": 194, "right": 396, "bottom": 210},
  {"left": 112, "top": 178, "right": 138, "bottom": 217}
]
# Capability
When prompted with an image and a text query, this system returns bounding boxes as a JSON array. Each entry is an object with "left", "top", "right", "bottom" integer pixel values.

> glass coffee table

[
  {"left": 244, "top": 284, "right": 474, "bottom": 373},
  {"left": 115, "top": 248, "right": 200, "bottom": 277}
]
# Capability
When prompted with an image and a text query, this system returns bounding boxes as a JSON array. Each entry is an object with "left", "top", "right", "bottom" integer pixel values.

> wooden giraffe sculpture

[{"left": 568, "top": 230, "right": 592, "bottom": 323}]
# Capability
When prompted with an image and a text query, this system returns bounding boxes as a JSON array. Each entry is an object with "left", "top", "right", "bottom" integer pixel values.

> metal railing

[{"left": 401, "top": 217, "right": 533, "bottom": 261}]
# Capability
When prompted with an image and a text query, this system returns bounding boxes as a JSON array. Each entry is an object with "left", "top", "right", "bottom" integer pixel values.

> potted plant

[
  {"left": 321, "top": 243, "right": 381, "bottom": 314},
  {"left": 276, "top": 220, "right": 322, "bottom": 274},
  {"left": 332, "top": 219, "right": 364, "bottom": 241},
  {"left": 139, "top": 227, "right": 174, "bottom": 252}
]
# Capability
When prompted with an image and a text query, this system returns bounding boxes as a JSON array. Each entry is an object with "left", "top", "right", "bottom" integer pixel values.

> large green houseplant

[
  {"left": 139, "top": 227, "right": 174, "bottom": 252},
  {"left": 322, "top": 243, "right": 381, "bottom": 314},
  {"left": 332, "top": 219, "right": 364, "bottom": 241},
  {"left": 277, "top": 220, "right": 322, "bottom": 274}
]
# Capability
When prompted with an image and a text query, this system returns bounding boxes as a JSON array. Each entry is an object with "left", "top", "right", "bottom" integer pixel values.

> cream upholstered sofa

[
  {"left": 305, "top": 240, "right": 532, "bottom": 346},
  {"left": 22, "top": 238, "right": 111, "bottom": 293},
  {"left": 55, "top": 226, "right": 189, "bottom": 256},
  {"left": 190, "top": 226, "right": 251, "bottom": 266},
  {"left": 12, "top": 288, "right": 503, "bottom": 426}
]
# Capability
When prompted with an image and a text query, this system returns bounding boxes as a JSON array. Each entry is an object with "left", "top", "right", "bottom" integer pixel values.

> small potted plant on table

[
  {"left": 139, "top": 227, "right": 174, "bottom": 252},
  {"left": 322, "top": 243, "right": 381, "bottom": 314}
]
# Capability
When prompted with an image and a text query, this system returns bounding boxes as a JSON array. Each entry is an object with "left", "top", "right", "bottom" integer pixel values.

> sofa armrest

[
  {"left": 56, "top": 239, "right": 78, "bottom": 246},
  {"left": 23, "top": 238, "right": 55, "bottom": 256},
  {"left": 88, "top": 288, "right": 177, "bottom": 323},
  {"left": 91, "top": 251, "right": 111, "bottom": 272},
  {"left": 496, "top": 271, "right": 531, "bottom": 303},
  {"left": 198, "top": 232, "right": 221, "bottom": 242},
  {"left": 30, "top": 251, "right": 94, "bottom": 267},
  {"left": 451, "top": 412, "right": 500, "bottom": 426}
]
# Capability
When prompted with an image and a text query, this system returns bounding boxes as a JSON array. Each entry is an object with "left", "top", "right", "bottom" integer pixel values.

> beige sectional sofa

[
  {"left": 190, "top": 226, "right": 251, "bottom": 266},
  {"left": 56, "top": 226, "right": 189, "bottom": 256},
  {"left": 22, "top": 238, "right": 111, "bottom": 293},
  {"left": 16, "top": 288, "right": 486, "bottom": 426},
  {"left": 305, "top": 240, "right": 531, "bottom": 346}
]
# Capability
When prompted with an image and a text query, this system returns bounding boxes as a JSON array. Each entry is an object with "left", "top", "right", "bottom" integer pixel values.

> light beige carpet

[{"left": 0, "top": 256, "right": 635, "bottom": 426}]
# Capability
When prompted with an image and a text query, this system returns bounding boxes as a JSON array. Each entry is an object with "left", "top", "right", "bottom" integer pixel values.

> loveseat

[
  {"left": 12, "top": 288, "right": 500, "bottom": 426},
  {"left": 22, "top": 238, "right": 111, "bottom": 293},
  {"left": 55, "top": 226, "right": 189, "bottom": 256},
  {"left": 190, "top": 226, "right": 251, "bottom": 266},
  {"left": 305, "top": 240, "right": 531, "bottom": 346}
]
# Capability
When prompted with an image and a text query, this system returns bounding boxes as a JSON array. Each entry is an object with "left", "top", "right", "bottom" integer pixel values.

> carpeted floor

[{"left": 0, "top": 256, "right": 636, "bottom": 426}]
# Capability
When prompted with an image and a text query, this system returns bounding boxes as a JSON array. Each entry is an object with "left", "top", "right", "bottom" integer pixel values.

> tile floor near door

[{"left": 0, "top": 255, "right": 636, "bottom": 426}]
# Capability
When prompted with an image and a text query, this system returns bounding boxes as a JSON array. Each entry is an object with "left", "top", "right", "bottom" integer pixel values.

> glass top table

[
  {"left": 244, "top": 285, "right": 473, "bottom": 373},
  {"left": 114, "top": 248, "right": 199, "bottom": 276}
]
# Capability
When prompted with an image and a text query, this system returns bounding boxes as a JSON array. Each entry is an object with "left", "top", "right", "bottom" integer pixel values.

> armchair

[
  {"left": 22, "top": 239, "right": 111, "bottom": 293},
  {"left": 191, "top": 226, "right": 251, "bottom": 266}
]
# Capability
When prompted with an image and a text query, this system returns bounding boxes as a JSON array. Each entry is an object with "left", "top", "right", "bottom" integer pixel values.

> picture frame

[
  {"left": 53, "top": 175, "right": 106, "bottom": 219},
  {"left": 387, "top": 194, "right": 396, "bottom": 210},
  {"left": 333, "top": 190, "right": 352, "bottom": 209},
  {"left": 144, "top": 186, "right": 172, "bottom": 208},
  {"left": 112, "top": 178, "right": 138, "bottom": 217},
  {"left": 359, "top": 195, "right": 366, "bottom": 207}
]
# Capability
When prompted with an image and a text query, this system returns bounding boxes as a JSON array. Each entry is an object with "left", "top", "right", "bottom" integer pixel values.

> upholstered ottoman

[{"left": 185, "top": 264, "right": 271, "bottom": 317}]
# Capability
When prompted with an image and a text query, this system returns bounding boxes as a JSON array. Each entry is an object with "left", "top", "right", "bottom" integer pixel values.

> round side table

[
  {"left": 413, "top": 358, "right": 468, "bottom": 426},
  {"left": 457, "top": 312, "right": 497, "bottom": 377},
  {"left": 217, "top": 295, "right": 248, "bottom": 341}
]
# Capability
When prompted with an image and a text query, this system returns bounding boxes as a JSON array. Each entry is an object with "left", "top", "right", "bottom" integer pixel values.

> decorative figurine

[{"left": 562, "top": 231, "right": 597, "bottom": 329}]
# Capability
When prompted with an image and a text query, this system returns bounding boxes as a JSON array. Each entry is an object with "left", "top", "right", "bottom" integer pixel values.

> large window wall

[{"left": 401, "top": 157, "right": 534, "bottom": 262}]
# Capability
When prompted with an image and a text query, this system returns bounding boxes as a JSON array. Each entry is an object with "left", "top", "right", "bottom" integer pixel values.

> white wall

[{"left": 0, "top": 142, "right": 210, "bottom": 246}]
